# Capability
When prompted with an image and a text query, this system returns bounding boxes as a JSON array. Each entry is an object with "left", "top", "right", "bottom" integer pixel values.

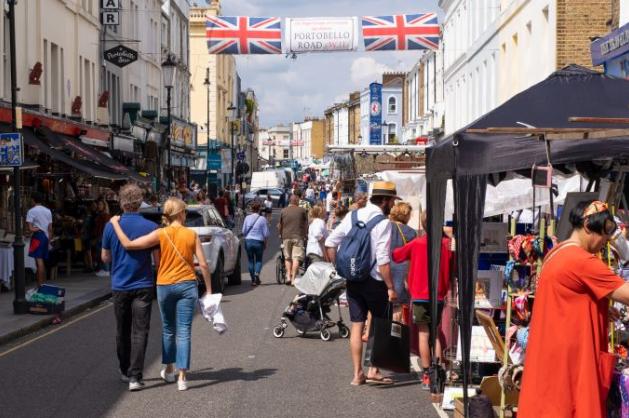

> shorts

[
  {"left": 412, "top": 301, "right": 445, "bottom": 325},
  {"left": 346, "top": 278, "right": 388, "bottom": 323},
  {"left": 264, "top": 207, "right": 272, "bottom": 214},
  {"left": 282, "top": 239, "right": 304, "bottom": 261},
  {"left": 29, "top": 230, "right": 49, "bottom": 260},
  {"left": 308, "top": 253, "right": 324, "bottom": 263}
]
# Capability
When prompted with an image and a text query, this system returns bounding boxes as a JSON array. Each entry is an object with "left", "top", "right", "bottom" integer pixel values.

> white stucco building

[
  {"left": 440, "top": 0, "right": 558, "bottom": 135},
  {"left": 0, "top": 0, "right": 102, "bottom": 121},
  {"left": 403, "top": 49, "right": 445, "bottom": 143}
]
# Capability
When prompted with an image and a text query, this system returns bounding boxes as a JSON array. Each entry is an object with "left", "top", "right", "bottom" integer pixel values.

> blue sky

[{"left": 214, "top": 0, "right": 440, "bottom": 127}]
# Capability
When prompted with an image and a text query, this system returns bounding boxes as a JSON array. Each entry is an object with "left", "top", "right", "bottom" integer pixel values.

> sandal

[
  {"left": 366, "top": 376, "right": 394, "bottom": 385},
  {"left": 351, "top": 375, "right": 366, "bottom": 386},
  {"left": 52, "top": 316, "right": 62, "bottom": 325}
]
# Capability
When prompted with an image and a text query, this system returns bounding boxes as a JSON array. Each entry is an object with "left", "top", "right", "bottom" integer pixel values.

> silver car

[{"left": 139, "top": 205, "right": 241, "bottom": 294}]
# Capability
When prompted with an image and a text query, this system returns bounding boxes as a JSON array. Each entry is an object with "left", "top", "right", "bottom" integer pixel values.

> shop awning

[
  {"left": 41, "top": 128, "right": 149, "bottom": 183},
  {"left": 21, "top": 129, "right": 127, "bottom": 181}
]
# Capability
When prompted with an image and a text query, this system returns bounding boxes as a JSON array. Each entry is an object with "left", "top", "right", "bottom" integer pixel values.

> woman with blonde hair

[
  {"left": 109, "top": 197, "right": 212, "bottom": 391},
  {"left": 306, "top": 205, "right": 329, "bottom": 264},
  {"left": 389, "top": 202, "right": 417, "bottom": 321}
]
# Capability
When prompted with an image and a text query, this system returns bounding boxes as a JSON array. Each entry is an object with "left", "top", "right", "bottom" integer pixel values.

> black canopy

[{"left": 425, "top": 65, "right": 629, "bottom": 413}]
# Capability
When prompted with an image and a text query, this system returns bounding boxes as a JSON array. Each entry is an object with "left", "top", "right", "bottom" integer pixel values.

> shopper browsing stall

[
  {"left": 519, "top": 200, "right": 629, "bottom": 418},
  {"left": 26, "top": 192, "right": 53, "bottom": 287},
  {"left": 391, "top": 211, "right": 452, "bottom": 390}
]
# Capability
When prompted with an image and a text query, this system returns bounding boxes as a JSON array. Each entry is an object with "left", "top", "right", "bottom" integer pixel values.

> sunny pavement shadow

[{"left": 186, "top": 367, "right": 277, "bottom": 390}]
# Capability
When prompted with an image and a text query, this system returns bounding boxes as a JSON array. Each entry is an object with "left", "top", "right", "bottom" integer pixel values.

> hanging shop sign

[
  {"left": 170, "top": 119, "right": 194, "bottom": 149},
  {"left": 206, "top": 14, "right": 439, "bottom": 55},
  {"left": 104, "top": 45, "right": 138, "bottom": 68},
  {"left": 369, "top": 82, "right": 383, "bottom": 145},
  {"left": 283, "top": 17, "right": 359, "bottom": 54},
  {"left": 101, "top": 0, "right": 120, "bottom": 26},
  {"left": 0, "top": 133, "right": 23, "bottom": 167}
]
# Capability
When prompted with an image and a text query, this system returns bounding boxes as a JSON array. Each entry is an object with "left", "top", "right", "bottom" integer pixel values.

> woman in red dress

[{"left": 519, "top": 200, "right": 629, "bottom": 418}]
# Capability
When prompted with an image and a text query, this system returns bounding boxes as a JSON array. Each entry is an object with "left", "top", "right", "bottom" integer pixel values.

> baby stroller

[{"left": 273, "top": 262, "right": 350, "bottom": 341}]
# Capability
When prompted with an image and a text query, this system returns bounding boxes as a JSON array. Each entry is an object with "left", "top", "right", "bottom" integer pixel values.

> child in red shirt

[{"left": 392, "top": 213, "right": 453, "bottom": 389}]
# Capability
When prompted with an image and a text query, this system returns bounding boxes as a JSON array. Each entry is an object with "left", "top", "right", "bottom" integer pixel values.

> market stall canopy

[
  {"left": 41, "top": 128, "right": 149, "bottom": 183},
  {"left": 425, "top": 65, "right": 629, "bottom": 414},
  {"left": 21, "top": 128, "right": 127, "bottom": 181},
  {"left": 429, "top": 65, "right": 629, "bottom": 180}
]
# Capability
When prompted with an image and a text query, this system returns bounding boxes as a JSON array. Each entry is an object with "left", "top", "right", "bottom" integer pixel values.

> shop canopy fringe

[{"left": 425, "top": 65, "right": 629, "bottom": 415}]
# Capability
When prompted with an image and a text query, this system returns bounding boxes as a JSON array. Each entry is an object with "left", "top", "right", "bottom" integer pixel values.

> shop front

[
  {"left": 169, "top": 117, "right": 197, "bottom": 191},
  {"left": 591, "top": 22, "right": 629, "bottom": 78}
]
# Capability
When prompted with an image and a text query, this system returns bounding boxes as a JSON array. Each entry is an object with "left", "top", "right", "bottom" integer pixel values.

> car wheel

[
  {"left": 211, "top": 255, "right": 225, "bottom": 294},
  {"left": 227, "top": 246, "right": 242, "bottom": 286}
]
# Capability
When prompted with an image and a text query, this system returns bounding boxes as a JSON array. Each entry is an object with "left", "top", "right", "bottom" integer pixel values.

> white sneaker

[
  {"left": 177, "top": 377, "right": 188, "bottom": 391},
  {"left": 95, "top": 270, "right": 110, "bottom": 277},
  {"left": 160, "top": 367, "right": 176, "bottom": 383},
  {"left": 129, "top": 378, "right": 144, "bottom": 391}
]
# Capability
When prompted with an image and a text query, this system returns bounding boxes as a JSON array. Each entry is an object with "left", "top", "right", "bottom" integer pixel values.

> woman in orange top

[
  {"left": 519, "top": 200, "right": 629, "bottom": 418},
  {"left": 110, "top": 198, "right": 212, "bottom": 391}
]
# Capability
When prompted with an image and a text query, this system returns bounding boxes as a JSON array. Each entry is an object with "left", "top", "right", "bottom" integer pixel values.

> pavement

[
  {"left": 0, "top": 211, "right": 442, "bottom": 418},
  {"left": 0, "top": 272, "right": 112, "bottom": 346}
]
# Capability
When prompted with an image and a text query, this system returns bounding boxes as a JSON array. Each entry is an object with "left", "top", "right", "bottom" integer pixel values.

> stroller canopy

[{"left": 295, "top": 262, "right": 340, "bottom": 296}]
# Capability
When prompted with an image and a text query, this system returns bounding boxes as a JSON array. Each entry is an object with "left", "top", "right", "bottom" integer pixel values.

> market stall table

[{"left": 0, "top": 239, "right": 37, "bottom": 287}]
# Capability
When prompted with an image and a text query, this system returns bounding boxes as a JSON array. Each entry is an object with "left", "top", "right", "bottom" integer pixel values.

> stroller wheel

[
  {"left": 273, "top": 325, "right": 285, "bottom": 338},
  {"left": 281, "top": 320, "right": 289, "bottom": 329},
  {"left": 338, "top": 324, "right": 350, "bottom": 339},
  {"left": 320, "top": 328, "right": 332, "bottom": 341},
  {"left": 295, "top": 329, "right": 305, "bottom": 336}
]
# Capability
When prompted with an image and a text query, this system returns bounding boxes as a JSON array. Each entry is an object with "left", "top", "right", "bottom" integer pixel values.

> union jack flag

[
  {"left": 206, "top": 16, "right": 282, "bottom": 55},
  {"left": 362, "top": 13, "right": 440, "bottom": 51}
]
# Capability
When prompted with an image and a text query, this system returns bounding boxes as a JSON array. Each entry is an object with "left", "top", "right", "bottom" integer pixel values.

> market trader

[{"left": 519, "top": 200, "right": 629, "bottom": 418}]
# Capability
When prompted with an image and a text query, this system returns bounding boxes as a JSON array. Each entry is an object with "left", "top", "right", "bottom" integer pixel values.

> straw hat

[{"left": 371, "top": 181, "right": 400, "bottom": 199}]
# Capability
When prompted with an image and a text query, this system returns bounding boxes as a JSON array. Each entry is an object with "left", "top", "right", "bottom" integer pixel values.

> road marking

[
  {"left": 432, "top": 403, "right": 449, "bottom": 418},
  {"left": 0, "top": 302, "right": 112, "bottom": 358}
]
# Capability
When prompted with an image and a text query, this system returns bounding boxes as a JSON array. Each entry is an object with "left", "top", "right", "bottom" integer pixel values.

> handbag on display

[{"left": 363, "top": 304, "right": 410, "bottom": 373}]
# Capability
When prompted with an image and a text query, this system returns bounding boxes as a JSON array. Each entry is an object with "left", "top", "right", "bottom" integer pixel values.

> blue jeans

[
  {"left": 156, "top": 281, "right": 198, "bottom": 370},
  {"left": 245, "top": 239, "right": 264, "bottom": 279}
]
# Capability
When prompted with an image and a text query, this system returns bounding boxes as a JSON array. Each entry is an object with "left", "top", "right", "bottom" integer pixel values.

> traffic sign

[
  {"left": 0, "top": 133, "right": 23, "bottom": 167},
  {"left": 237, "top": 151, "right": 245, "bottom": 161}
]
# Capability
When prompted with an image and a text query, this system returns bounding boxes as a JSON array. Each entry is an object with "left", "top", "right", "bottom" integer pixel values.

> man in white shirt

[
  {"left": 26, "top": 192, "right": 53, "bottom": 287},
  {"left": 305, "top": 185, "right": 315, "bottom": 202},
  {"left": 325, "top": 181, "right": 398, "bottom": 386}
]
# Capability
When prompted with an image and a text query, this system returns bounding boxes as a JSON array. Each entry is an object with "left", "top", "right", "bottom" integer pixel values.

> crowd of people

[{"left": 241, "top": 178, "right": 454, "bottom": 390}]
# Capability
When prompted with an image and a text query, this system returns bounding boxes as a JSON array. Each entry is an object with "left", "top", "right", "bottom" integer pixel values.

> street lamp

[
  {"left": 162, "top": 54, "right": 177, "bottom": 195},
  {"left": 203, "top": 68, "right": 210, "bottom": 192},
  {"left": 8, "top": 0, "right": 27, "bottom": 314},
  {"left": 227, "top": 104, "right": 236, "bottom": 189}
]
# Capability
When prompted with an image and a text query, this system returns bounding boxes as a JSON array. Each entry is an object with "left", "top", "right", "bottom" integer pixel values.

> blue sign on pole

[
  {"left": 369, "top": 82, "right": 382, "bottom": 145},
  {"left": 0, "top": 133, "right": 23, "bottom": 167}
]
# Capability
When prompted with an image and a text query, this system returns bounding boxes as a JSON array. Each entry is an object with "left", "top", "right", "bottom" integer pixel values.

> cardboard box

[{"left": 28, "top": 301, "right": 65, "bottom": 315}]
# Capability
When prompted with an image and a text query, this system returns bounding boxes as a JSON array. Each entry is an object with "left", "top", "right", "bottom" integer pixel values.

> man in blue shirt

[{"left": 102, "top": 184, "right": 160, "bottom": 391}]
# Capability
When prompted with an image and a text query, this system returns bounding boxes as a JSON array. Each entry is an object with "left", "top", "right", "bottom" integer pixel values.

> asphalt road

[{"left": 0, "top": 212, "right": 439, "bottom": 418}]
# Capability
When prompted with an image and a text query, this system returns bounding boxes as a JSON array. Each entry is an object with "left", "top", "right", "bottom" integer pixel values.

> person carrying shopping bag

[
  {"left": 109, "top": 197, "right": 212, "bottom": 391},
  {"left": 241, "top": 201, "right": 270, "bottom": 286}
]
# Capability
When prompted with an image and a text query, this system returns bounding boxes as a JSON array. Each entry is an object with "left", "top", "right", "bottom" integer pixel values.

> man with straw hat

[{"left": 326, "top": 181, "right": 399, "bottom": 386}]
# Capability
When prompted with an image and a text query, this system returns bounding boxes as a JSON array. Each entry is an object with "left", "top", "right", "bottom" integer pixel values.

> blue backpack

[{"left": 336, "top": 211, "right": 386, "bottom": 282}]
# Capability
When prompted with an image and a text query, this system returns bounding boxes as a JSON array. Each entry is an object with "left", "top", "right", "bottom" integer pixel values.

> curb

[{"left": 0, "top": 291, "right": 112, "bottom": 347}]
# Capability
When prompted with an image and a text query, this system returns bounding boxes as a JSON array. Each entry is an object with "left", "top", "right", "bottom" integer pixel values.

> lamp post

[
  {"left": 8, "top": 0, "right": 27, "bottom": 314},
  {"left": 227, "top": 104, "right": 236, "bottom": 188},
  {"left": 203, "top": 68, "right": 210, "bottom": 192},
  {"left": 161, "top": 55, "right": 177, "bottom": 196}
]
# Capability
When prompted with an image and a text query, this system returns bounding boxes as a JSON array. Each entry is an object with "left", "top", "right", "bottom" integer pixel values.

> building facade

[
  {"left": 403, "top": 50, "right": 445, "bottom": 143},
  {"left": 267, "top": 125, "right": 292, "bottom": 164},
  {"left": 348, "top": 91, "right": 361, "bottom": 144},
  {"left": 440, "top": 0, "right": 615, "bottom": 135},
  {"left": 189, "top": 0, "right": 236, "bottom": 188}
]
